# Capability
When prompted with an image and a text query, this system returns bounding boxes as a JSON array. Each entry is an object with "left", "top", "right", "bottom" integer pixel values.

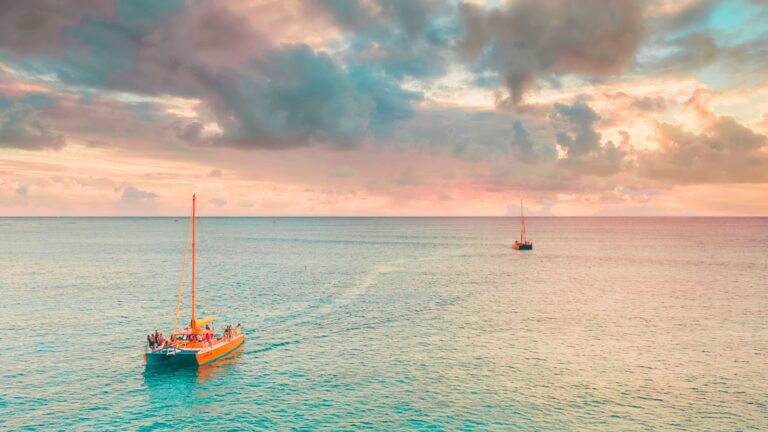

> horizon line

[{"left": 1, "top": 215, "right": 766, "bottom": 218}]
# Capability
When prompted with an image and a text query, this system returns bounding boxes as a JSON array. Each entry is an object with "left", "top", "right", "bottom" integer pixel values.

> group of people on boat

[
  {"left": 222, "top": 323, "right": 241, "bottom": 341},
  {"left": 147, "top": 330, "right": 167, "bottom": 350},
  {"left": 146, "top": 324, "right": 241, "bottom": 351}
]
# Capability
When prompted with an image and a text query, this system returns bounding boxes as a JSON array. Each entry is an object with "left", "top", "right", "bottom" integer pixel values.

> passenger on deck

[
  {"left": 235, "top": 323, "right": 241, "bottom": 335},
  {"left": 148, "top": 334, "right": 155, "bottom": 350}
]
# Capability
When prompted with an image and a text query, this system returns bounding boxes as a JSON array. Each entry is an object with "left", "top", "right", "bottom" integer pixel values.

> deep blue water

[{"left": 1, "top": 217, "right": 766, "bottom": 430}]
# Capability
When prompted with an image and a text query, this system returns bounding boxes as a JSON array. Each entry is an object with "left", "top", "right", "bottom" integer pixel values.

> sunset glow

[{"left": 1, "top": 0, "right": 767, "bottom": 216}]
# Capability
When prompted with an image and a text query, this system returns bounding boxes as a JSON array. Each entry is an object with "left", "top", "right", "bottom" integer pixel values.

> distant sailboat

[{"left": 512, "top": 199, "right": 533, "bottom": 250}]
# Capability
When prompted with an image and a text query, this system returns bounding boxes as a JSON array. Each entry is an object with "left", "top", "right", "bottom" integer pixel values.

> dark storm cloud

[
  {"left": 0, "top": 1, "right": 424, "bottom": 150},
  {"left": 0, "top": 0, "right": 763, "bottom": 192},
  {"left": 192, "top": 44, "right": 421, "bottom": 149},
  {"left": 0, "top": 0, "right": 190, "bottom": 95},
  {"left": 457, "top": 0, "right": 645, "bottom": 106},
  {"left": 0, "top": 1, "right": 273, "bottom": 99},
  {"left": 135, "top": 1, "right": 271, "bottom": 96}
]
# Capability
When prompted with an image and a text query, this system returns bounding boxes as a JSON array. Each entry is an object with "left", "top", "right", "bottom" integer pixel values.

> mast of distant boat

[
  {"left": 520, "top": 199, "right": 526, "bottom": 244},
  {"left": 191, "top": 193, "right": 196, "bottom": 328}
]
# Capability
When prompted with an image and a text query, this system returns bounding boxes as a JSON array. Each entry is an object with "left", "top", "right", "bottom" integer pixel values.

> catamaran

[
  {"left": 512, "top": 199, "right": 533, "bottom": 250},
  {"left": 144, "top": 194, "right": 245, "bottom": 366}
]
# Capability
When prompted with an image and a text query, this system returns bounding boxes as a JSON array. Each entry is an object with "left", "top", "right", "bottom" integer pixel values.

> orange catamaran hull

[
  {"left": 144, "top": 194, "right": 245, "bottom": 367},
  {"left": 145, "top": 334, "right": 244, "bottom": 366}
]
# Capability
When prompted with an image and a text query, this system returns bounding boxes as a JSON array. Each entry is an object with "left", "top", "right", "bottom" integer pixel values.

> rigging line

[{"left": 172, "top": 212, "right": 192, "bottom": 334}]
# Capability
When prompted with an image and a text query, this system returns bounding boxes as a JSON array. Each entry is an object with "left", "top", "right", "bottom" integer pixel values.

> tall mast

[
  {"left": 520, "top": 198, "right": 526, "bottom": 243},
  {"left": 191, "top": 193, "right": 196, "bottom": 326}
]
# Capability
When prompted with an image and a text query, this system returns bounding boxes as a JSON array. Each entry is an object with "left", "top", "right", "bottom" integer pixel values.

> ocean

[{"left": 1, "top": 217, "right": 766, "bottom": 430}]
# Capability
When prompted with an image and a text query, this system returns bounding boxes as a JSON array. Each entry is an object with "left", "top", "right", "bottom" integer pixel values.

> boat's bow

[{"left": 145, "top": 345, "right": 200, "bottom": 366}]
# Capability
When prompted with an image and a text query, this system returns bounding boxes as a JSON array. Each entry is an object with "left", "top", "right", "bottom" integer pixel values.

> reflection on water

[
  {"left": 143, "top": 346, "right": 245, "bottom": 387},
  {"left": 143, "top": 366, "right": 198, "bottom": 403},
  {"left": 142, "top": 347, "right": 245, "bottom": 410},
  {"left": 196, "top": 347, "right": 244, "bottom": 383}
]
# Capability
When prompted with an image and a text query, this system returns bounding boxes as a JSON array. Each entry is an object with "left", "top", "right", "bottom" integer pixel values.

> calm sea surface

[{"left": 0, "top": 217, "right": 766, "bottom": 430}]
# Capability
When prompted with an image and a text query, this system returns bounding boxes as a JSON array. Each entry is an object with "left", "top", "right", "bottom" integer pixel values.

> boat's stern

[{"left": 195, "top": 334, "right": 245, "bottom": 365}]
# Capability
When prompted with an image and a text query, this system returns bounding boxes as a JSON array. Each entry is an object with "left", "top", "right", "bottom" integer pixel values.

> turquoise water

[{"left": 1, "top": 217, "right": 766, "bottom": 430}]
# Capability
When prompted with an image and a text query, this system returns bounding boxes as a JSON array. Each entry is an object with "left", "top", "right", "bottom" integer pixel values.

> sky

[{"left": 0, "top": 0, "right": 767, "bottom": 216}]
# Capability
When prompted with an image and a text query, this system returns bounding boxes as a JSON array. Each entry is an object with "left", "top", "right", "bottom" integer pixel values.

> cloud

[
  {"left": 135, "top": 1, "right": 270, "bottom": 95},
  {"left": 511, "top": 120, "right": 538, "bottom": 162},
  {"left": 0, "top": 0, "right": 114, "bottom": 54},
  {"left": 552, "top": 101, "right": 629, "bottom": 176},
  {"left": 0, "top": 1, "right": 266, "bottom": 98},
  {"left": 175, "top": 120, "right": 205, "bottom": 143},
  {"left": 639, "top": 0, "right": 768, "bottom": 80},
  {"left": 314, "top": 0, "right": 454, "bottom": 79},
  {"left": 1, "top": 1, "right": 187, "bottom": 95},
  {"left": 1, "top": 1, "right": 426, "bottom": 152},
  {"left": 630, "top": 95, "right": 667, "bottom": 112},
  {"left": 329, "top": 166, "right": 354, "bottom": 178},
  {"left": 0, "top": 98, "right": 64, "bottom": 150},
  {"left": 1, "top": 0, "right": 768, "bottom": 218},
  {"left": 553, "top": 102, "right": 601, "bottom": 158},
  {"left": 15, "top": 185, "right": 27, "bottom": 197},
  {"left": 193, "top": 44, "right": 421, "bottom": 149},
  {"left": 640, "top": 115, "right": 768, "bottom": 183},
  {"left": 639, "top": 32, "right": 719, "bottom": 74},
  {"left": 208, "top": 198, "right": 226, "bottom": 206},
  {"left": 393, "top": 108, "right": 554, "bottom": 162},
  {"left": 120, "top": 186, "right": 157, "bottom": 204},
  {"left": 457, "top": 0, "right": 645, "bottom": 106},
  {"left": 0, "top": 87, "right": 190, "bottom": 153}
]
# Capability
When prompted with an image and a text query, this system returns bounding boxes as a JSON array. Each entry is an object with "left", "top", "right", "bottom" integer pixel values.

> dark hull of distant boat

[{"left": 513, "top": 242, "right": 533, "bottom": 250}]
